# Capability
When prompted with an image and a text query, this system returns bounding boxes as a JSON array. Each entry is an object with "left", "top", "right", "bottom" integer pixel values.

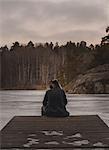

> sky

[{"left": 0, "top": 0, "right": 109, "bottom": 47}]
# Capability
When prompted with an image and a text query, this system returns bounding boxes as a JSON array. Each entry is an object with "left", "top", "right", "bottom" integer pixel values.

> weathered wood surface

[{"left": 0, "top": 115, "right": 109, "bottom": 149}]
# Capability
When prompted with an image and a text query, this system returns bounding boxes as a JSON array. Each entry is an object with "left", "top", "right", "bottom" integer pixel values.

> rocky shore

[{"left": 65, "top": 64, "right": 109, "bottom": 94}]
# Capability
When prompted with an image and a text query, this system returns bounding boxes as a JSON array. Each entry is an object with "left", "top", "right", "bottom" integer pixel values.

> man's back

[
  {"left": 47, "top": 88, "right": 67, "bottom": 108},
  {"left": 43, "top": 87, "right": 69, "bottom": 117}
]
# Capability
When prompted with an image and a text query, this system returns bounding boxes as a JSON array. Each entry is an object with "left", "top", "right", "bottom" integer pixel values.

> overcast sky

[{"left": 0, "top": 0, "right": 109, "bottom": 47}]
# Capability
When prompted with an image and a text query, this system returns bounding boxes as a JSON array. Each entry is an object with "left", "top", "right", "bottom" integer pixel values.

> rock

[
  {"left": 105, "top": 84, "right": 109, "bottom": 93},
  {"left": 73, "top": 86, "right": 87, "bottom": 94},
  {"left": 65, "top": 64, "right": 109, "bottom": 94},
  {"left": 94, "top": 82, "right": 104, "bottom": 94}
]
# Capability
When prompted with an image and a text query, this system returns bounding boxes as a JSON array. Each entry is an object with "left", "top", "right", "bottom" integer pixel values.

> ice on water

[
  {"left": 42, "top": 130, "right": 63, "bottom": 136},
  {"left": 64, "top": 133, "right": 82, "bottom": 139},
  {"left": 23, "top": 138, "right": 39, "bottom": 147},
  {"left": 0, "top": 90, "right": 109, "bottom": 130},
  {"left": 45, "top": 141, "right": 59, "bottom": 145},
  {"left": 63, "top": 139, "right": 89, "bottom": 146}
]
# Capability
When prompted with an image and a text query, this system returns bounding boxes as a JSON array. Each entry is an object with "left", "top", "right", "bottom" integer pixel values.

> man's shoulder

[
  {"left": 61, "top": 89, "right": 65, "bottom": 93},
  {"left": 46, "top": 89, "right": 52, "bottom": 93}
]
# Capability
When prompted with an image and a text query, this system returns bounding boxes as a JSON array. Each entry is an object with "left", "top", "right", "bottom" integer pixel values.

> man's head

[{"left": 49, "top": 79, "right": 60, "bottom": 89}]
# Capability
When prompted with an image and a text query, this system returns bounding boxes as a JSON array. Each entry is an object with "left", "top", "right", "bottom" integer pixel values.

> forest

[{"left": 0, "top": 28, "right": 109, "bottom": 90}]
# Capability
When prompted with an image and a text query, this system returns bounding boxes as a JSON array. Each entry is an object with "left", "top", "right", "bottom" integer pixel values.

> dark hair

[{"left": 51, "top": 79, "right": 60, "bottom": 88}]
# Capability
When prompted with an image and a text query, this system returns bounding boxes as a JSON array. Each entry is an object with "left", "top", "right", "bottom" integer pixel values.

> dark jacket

[{"left": 43, "top": 87, "right": 69, "bottom": 117}]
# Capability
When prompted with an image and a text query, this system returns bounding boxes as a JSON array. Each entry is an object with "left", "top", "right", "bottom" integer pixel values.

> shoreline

[{"left": 1, "top": 89, "right": 109, "bottom": 95}]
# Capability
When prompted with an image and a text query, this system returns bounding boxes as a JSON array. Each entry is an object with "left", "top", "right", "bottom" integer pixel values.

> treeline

[{"left": 0, "top": 40, "right": 109, "bottom": 89}]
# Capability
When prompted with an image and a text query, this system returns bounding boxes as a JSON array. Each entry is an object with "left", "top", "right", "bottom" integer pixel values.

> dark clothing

[{"left": 42, "top": 87, "right": 69, "bottom": 117}]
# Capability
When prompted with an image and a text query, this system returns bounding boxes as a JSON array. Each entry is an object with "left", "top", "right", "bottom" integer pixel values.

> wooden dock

[{"left": 0, "top": 115, "right": 109, "bottom": 149}]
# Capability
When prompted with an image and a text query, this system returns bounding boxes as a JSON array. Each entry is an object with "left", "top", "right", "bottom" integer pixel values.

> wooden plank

[{"left": 0, "top": 115, "right": 109, "bottom": 149}]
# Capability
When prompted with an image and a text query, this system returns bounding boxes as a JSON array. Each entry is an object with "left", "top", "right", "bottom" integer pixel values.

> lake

[{"left": 0, "top": 90, "right": 109, "bottom": 130}]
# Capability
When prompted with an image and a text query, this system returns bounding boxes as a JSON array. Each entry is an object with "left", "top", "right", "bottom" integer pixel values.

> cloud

[{"left": 0, "top": 0, "right": 108, "bottom": 46}]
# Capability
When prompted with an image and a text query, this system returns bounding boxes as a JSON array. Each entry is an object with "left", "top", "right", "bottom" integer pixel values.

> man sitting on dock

[{"left": 41, "top": 79, "right": 69, "bottom": 117}]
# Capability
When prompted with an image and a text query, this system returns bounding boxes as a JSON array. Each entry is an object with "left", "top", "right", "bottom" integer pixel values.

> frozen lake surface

[{"left": 0, "top": 90, "right": 109, "bottom": 130}]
